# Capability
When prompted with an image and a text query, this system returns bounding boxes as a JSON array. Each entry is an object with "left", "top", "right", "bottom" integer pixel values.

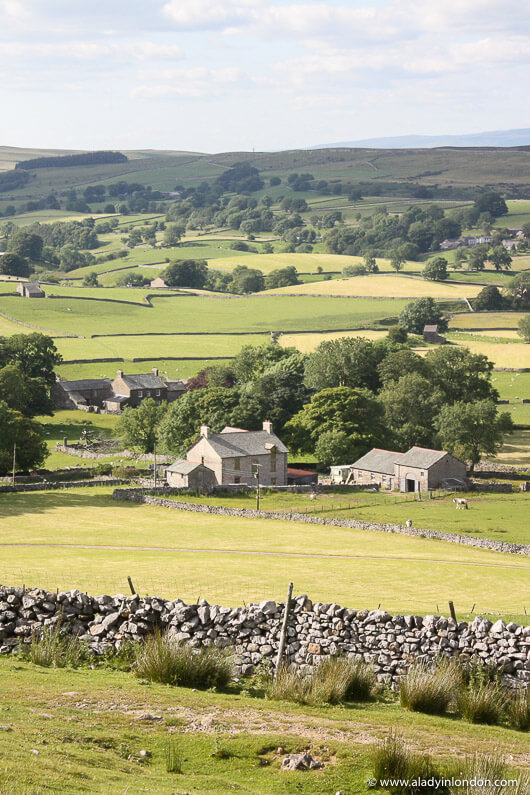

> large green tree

[
  {"left": 474, "top": 285, "right": 504, "bottom": 311},
  {"left": 377, "top": 348, "right": 427, "bottom": 385},
  {"left": 0, "top": 333, "right": 62, "bottom": 388},
  {"left": 158, "top": 387, "right": 242, "bottom": 456},
  {"left": 435, "top": 400, "right": 513, "bottom": 470},
  {"left": 163, "top": 259, "right": 208, "bottom": 289},
  {"left": 0, "top": 401, "right": 48, "bottom": 474},
  {"left": 423, "top": 256, "right": 448, "bottom": 281},
  {"left": 284, "top": 386, "right": 387, "bottom": 458},
  {"left": 304, "top": 337, "right": 383, "bottom": 393},
  {"left": 379, "top": 372, "right": 442, "bottom": 450},
  {"left": 398, "top": 297, "right": 448, "bottom": 334},
  {"left": 473, "top": 192, "right": 508, "bottom": 219},
  {"left": 425, "top": 347, "right": 497, "bottom": 405},
  {"left": 0, "top": 253, "right": 31, "bottom": 278},
  {"left": 115, "top": 399, "right": 167, "bottom": 454}
]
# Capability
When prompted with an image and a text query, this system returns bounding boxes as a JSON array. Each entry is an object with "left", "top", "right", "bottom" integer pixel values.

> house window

[
  {"left": 234, "top": 458, "right": 240, "bottom": 470},
  {"left": 201, "top": 456, "right": 204, "bottom": 464},
  {"left": 370, "top": 473, "right": 375, "bottom": 481},
  {"left": 138, "top": 390, "right": 143, "bottom": 398},
  {"left": 421, "top": 471, "right": 424, "bottom": 476},
  {"left": 234, "top": 476, "right": 240, "bottom": 484},
  {"left": 156, "top": 389, "right": 161, "bottom": 396},
  {"left": 146, "top": 390, "right": 150, "bottom": 397}
]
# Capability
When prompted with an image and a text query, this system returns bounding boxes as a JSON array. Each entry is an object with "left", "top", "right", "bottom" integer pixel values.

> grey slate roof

[
  {"left": 120, "top": 373, "right": 167, "bottom": 389},
  {"left": 195, "top": 430, "right": 288, "bottom": 459},
  {"left": 166, "top": 380, "right": 187, "bottom": 392},
  {"left": 352, "top": 448, "right": 403, "bottom": 475},
  {"left": 58, "top": 378, "right": 112, "bottom": 392},
  {"left": 24, "top": 282, "right": 45, "bottom": 295},
  {"left": 398, "top": 447, "right": 448, "bottom": 468},
  {"left": 166, "top": 459, "right": 203, "bottom": 474},
  {"left": 423, "top": 325, "right": 438, "bottom": 333}
]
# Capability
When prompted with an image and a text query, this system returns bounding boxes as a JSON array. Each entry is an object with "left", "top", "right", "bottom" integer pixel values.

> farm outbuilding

[
  {"left": 165, "top": 460, "right": 217, "bottom": 491},
  {"left": 17, "top": 281, "right": 45, "bottom": 298},
  {"left": 349, "top": 446, "right": 468, "bottom": 492}
]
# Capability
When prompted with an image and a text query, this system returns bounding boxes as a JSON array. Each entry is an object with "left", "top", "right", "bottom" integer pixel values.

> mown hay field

[
  {"left": 263, "top": 274, "right": 482, "bottom": 298},
  {"left": 449, "top": 312, "right": 527, "bottom": 329},
  {"left": 0, "top": 487, "right": 527, "bottom": 617}
]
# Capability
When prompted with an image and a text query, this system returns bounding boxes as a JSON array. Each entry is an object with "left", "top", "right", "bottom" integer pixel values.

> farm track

[{"left": 1, "top": 543, "right": 528, "bottom": 570}]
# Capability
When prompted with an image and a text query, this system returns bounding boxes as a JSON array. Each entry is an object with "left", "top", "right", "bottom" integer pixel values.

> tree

[
  {"left": 423, "top": 256, "right": 448, "bottom": 281},
  {"left": 0, "top": 253, "right": 31, "bottom": 278},
  {"left": 379, "top": 372, "right": 441, "bottom": 450},
  {"left": 163, "top": 259, "right": 208, "bottom": 289},
  {"left": 473, "top": 192, "right": 508, "bottom": 219},
  {"left": 467, "top": 244, "right": 489, "bottom": 271},
  {"left": 115, "top": 399, "right": 167, "bottom": 454},
  {"left": 425, "top": 347, "right": 497, "bottom": 405},
  {"left": 158, "top": 387, "right": 241, "bottom": 456},
  {"left": 228, "top": 266, "right": 264, "bottom": 294},
  {"left": 82, "top": 271, "right": 99, "bottom": 287},
  {"left": 0, "top": 363, "right": 52, "bottom": 416},
  {"left": 386, "top": 326, "right": 408, "bottom": 344},
  {"left": 163, "top": 224, "right": 185, "bottom": 247},
  {"left": 399, "top": 298, "right": 448, "bottom": 334},
  {"left": 7, "top": 230, "right": 43, "bottom": 260},
  {"left": 0, "top": 333, "right": 62, "bottom": 387},
  {"left": 504, "top": 271, "right": 530, "bottom": 308},
  {"left": 363, "top": 254, "right": 379, "bottom": 273},
  {"left": 390, "top": 251, "right": 406, "bottom": 272},
  {"left": 232, "top": 344, "right": 297, "bottom": 383},
  {"left": 435, "top": 399, "right": 513, "bottom": 470},
  {"left": 0, "top": 401, "right": 48, "bottom": 474},
  {"left": 474, "top": 285, "right": 504, "bottom": 311},
  {"left": 314, "top": 429, "right": 361, "bottom": 468},
  {"left": 284, "top": 386, "right": 387, "bottom": 458},
  {"left": 264, "top": 266, "right": 299, "bottom": 289},
  {"left": 304, "top": 337, "right": 383, "bottom": 393},
  {"left": 518, "top": 315, "right": 530, "bottom": 342},
  {"left": 377, "top": 348, "right": 427, "bottom": 384},
  {"left": 487, "top": 245, "right": 512, "bottom": 272}
]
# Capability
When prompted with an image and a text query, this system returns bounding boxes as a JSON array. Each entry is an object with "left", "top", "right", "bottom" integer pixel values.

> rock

[
  {"left": 0, "top": 725, "right": 13, "bottom": 732},
  {"left": 282, "top": 752, "right": 323, "bottom": 771}
]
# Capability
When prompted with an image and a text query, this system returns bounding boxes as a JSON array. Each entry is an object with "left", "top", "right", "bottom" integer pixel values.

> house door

[{"left": 406, "top": 478, "right": 416, "bottom": 492}]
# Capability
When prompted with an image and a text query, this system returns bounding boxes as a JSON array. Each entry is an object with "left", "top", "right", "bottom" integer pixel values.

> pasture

[
  {"left": 0, "top": 293, "right": 408, "bottom": 336},
  {"left": 280, "top": 329, "right": 388, "bottom": 352},
  {"left": 263, "top": 274, "right": 482, "bottom": 299},
  {"left": 446, "top": 337, "right": 530, "bottom": 368},
  {"left": 55, "top": 358, "right": 233, "bottom": 382},
  {"left": 0, "top": 487, "right": 528, "bottom": 618},
  {"left": 449, "top": 312, "right": 527, "bottom": 329}
]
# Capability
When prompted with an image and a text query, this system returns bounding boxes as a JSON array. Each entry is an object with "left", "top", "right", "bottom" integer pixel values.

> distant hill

[{"left": 313, "top": 129, "right": 530, "bottom": 149}]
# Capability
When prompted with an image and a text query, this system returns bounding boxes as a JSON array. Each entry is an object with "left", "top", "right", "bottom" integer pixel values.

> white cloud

[
  {"left": 0, "top": 40, "right": 182, "bottom": 61},
  {"left": 132, "top": 66, "right": 248, "bottom": 98},
  {"left": 162, "top": 0, "right": 262, "bottom": 31}
]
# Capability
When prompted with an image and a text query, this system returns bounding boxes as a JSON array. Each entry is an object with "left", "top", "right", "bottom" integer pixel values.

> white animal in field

[
  {"left": 453, "top": 498, "right": 468, "bottom": 510},
  {"left": 309, "top": 492, "right": 317, "bottom": 501},
  {"left": 405, "top": 519, "right": 413, "bottom": 528}
]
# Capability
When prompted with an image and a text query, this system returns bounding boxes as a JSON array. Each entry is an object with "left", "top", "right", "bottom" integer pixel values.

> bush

[
  {"left": 134, "top": 633, "right": 234, "bottom": 689},
  {"left": 457, "top": 681, "right": 505, "bottom": 725},
  {"left": 399, "top": 659, "right": 462, "bottom": 716},
  {"left": 372, "top": 732, "right": 448, "bottom": 794},
  {"left": 112, "top": 465, "right": 138, "bottom": 480},
  {"left": 22, "top": 625, "right": 88, "bottom": 669},
  {"left": 94, "top": 462, "right": 112, "bottom": 476},
  {"left": 265, "top": 657, "right": 375, "bottom": 706},
  {"left": 507, "top": 688, "right": 530, "bottom": 732},
  {"left": 449, "top": 753, "right": 528, "bottom": 795}
]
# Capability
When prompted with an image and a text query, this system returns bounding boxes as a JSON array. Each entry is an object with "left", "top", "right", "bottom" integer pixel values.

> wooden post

[
  {"left": 448, "top": 601, "right": 457, "bottom": 622},
  {"left": 274, "top": 582, "right": 293, "bottom": 682},
  {"left": 12, "top": 442, "right": 16, "bottom": 488},
  {"left": 127, "top": 576, "right": 137, "bottom": 595}
]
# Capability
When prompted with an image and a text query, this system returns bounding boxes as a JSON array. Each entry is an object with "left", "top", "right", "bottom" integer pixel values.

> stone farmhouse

[
  {"left": 166, "top": 421, "right": 288, "bottom": 488},
  {"left": 52, "top": 368, "right": 187, "bottom": 412},
  {"left": 150, "top": 277, "right": 168, "bottom": 288},
  {"left": 343, "top": 446, "right": 467, "bottom": 492},
  {"left": 17, "top": 281, "right": 45, "bottom": 298}
]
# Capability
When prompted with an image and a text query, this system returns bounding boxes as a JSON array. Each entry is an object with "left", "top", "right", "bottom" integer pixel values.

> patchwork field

[
  {"left": 55, "top": 358, "right": 233, "bottom": 382},
  {"left": 280, "top": 329, "right": 388, "bottom": 352},
  {"left": 0, "top": 488, "right": 528, "bottom": 619},
  {"left": 0, "top": 294, "right": 407, "bottom": 336},
  {"left": 446, "top": 338, "right": 530, "bottom": 368},
  {"left": 264, "top": 274, "right": 482, "bottom": 299},
  {"left": 449, "top": 312, "right": 527, "bottom": 329}
]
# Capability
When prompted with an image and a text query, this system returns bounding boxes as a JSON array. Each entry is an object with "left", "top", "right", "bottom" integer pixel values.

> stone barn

[
  {"left": 165, "top": 460, "right": 217, "bottom": 492},
  {"left": 423, "top": 324, "right": 447, "bottom": 344},
  {"left": 350, "top": 446, "right": 467, "bottom": 492}
]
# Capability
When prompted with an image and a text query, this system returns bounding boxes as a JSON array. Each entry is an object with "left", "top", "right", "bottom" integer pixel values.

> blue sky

[{"left": 1, "top": 0, "right": 529, "bottom": 152}]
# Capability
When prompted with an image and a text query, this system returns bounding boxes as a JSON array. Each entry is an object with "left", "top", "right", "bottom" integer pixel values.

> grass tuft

[
  {"left": 457, "top": 681, "right": 505, "bottom": 725},
  {"left": 449, "top": 753, "right": 529, "bottom": 794},
  {"left": 134, "top": 632, "right": 234, "bottom": 689},
  {"left": 164, "top": 739, "right": 184, "bottom": 774},
  {"left": 265, "top": 656, "right": 375, "bottom": 706},
  {"left": 507, "top": 688, "right": 530, "bottom": 732},
  {"left": 372, "top": 731, "right": 448, "bottom": 794},
  {"left": 399, "top": 659, "right": 462, "bottom": 716},
  {"left": 22, "top": 625, "right": 88, "bottom": 669}
]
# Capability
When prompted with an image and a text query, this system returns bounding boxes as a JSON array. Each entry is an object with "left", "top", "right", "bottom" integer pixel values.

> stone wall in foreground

[{"left": 0, "top": 586, "right": 528, "bottom": 687}]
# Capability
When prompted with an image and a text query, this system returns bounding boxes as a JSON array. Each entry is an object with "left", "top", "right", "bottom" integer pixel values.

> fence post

[
  {"left": 274, "top": 581, "right": 294, "bottom": 682},
  {"left": 448, "top": 601, "right": 457, "bottom": 622},
  {"left": 127, "top": 576, "right": 137, "bottom": 595}
]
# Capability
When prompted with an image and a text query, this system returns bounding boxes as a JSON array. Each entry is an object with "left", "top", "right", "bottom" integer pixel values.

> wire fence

[{"left": 1, "top": 566, "right": 528, "bottom": 623}]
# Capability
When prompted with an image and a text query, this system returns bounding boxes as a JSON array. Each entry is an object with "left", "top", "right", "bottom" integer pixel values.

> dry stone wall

[
  {"left": 112, "top": 488, "right": 530, "bottom": 556},
  {"left": 0, "top": 586, "right": 528, "bottom": 688}
]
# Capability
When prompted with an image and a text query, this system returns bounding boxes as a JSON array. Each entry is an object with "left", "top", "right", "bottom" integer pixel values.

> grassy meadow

[
  {"left": 0, "top": 487, "right": 528, "bottom": 618},
  {"left": 264, "top": 274, "right": 482, "bottom": 298}
]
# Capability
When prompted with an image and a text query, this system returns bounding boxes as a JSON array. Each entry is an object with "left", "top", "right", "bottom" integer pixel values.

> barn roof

[
  {"left": 352, "top": 448, "right": 403, "bottom": 475},
  {"left": 119, "top": 373, "right": 167, "bottom": 389},
  {"left": 166, "top": 459, "right": 204, "bottom": 474},
  {"left": 398, "top": 446, "right": 448, "bottom": 468},
  {"left": 58, "top": 378, "right": 112, "bottom": 392}
]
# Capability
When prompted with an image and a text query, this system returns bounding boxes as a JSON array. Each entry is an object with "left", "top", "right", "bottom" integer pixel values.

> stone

[{"left": 307, "top": 642, "right": 321, "bottom": 655}]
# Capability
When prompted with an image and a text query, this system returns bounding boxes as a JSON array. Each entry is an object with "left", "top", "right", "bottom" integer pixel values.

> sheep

[{"left": 453, "top": 497, "right": 468, "bottom": 509}]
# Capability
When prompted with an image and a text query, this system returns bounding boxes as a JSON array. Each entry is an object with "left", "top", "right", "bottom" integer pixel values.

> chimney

[
  {"left": 117, "top": 369, "right": 123, "bottom": 378},
  {"left": 152, "top": 367, "right": 159, "bottom": 376},
  {"left": 200, "top": 425, "right": 210, "bottom": 438},
  {"left": 263, "top": 420, "right": 273, "bottom": 434}
]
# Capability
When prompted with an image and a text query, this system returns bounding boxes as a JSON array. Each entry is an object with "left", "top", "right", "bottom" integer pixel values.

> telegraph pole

[
  {"left": 254, "top": 464, "right": 260, "bottom": 511},
  {"left": 12, "top": 442, "right": 16, "bottom": 488},
  {"left": 153, "top": 441, "right": 157, "bottom": 489}
]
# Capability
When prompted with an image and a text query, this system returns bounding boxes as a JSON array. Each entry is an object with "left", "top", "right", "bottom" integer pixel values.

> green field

[
  {"left": 1, "top": 660, "right": 527, "bottom": 795},
  {"left": 55, "top": 358, "right": 232, "bottom": 382},
  {"left": 0, "top": 487, "right": 528, "bottom": 618},
  {"left": 264, "top": 274, "right": 481, "bottom": 299},
  {"left": 0, "top": 294, "right": 407, "bottom": 336},
  {"left": 36, "top": 410, "right": 120, "bottom": 468},
  {"left": 449, "top": 312, "right": 527, "bottom": 329}
]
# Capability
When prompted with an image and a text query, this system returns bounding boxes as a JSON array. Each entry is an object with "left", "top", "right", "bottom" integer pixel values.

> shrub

[
  {"left": 164, "top": 739, "right": 184, "bottom": 774},
  {"left": 265, "top": 657, "right": 375, "bottom": 706},
  {"left": 372, "top": 732, "right": 448, "bottom": 794},
  {"left": 449, "top": 753, "right": 528, "bottom": 795},
  {"left": 94, "top": 462, "right": 112, "bottom": 476},
  {"left": 399, "top": 659, "right": 462, "bottom": 716},
  {"left": 507, "top": 688, "right": 530, "bottom": 732},
  {"left": 23, "top": 625, "right": 87, "bottom": 669},
  {"left": 457, "top": 681, "right": 505, "bottom": 725},
  {"left": 134, "top": 633, "right": 234, "bottom": 689},
  {"left": 112, "top": 465, "right": 138, "bottom": 480}
]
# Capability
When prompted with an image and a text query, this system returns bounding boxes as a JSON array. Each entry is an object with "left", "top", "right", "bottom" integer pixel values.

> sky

[{"left": 0, "top": 0, "right": 529, "bottom": 153}]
